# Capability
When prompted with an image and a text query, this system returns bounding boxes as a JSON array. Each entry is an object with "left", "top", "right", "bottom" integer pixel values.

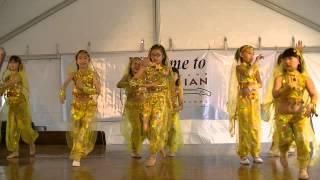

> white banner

[{"left": 168, "top": 50, "right": 277, "bottom": 120}]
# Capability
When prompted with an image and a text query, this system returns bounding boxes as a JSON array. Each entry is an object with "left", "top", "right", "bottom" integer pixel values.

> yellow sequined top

[
  {"left": 117, "top": 74, "right": 145, "bottom": 102},
  {"left": 279, "top": 71, "right": 306, "bottom": 103},
  {"left": 144, "top": 64, "right": 169, "bottom": 93},
  {"left": 72, "top": 69, "right": 98, "bottom": 102},
  {"left": 237, "top": 63, "right": 260, "bottom": 88},
  {"left": 117, "top": 75, "right": 146, "bottom": 103},
  {"left": 2, "top": 73, "right": 26, "bottom": 105},
  {"left": 237, "top": 63, "right": 261, "bottom": 99}
]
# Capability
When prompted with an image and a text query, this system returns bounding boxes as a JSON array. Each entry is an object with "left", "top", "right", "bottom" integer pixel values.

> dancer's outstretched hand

[
  {"left": 295, "top": 40, "right": 305, "bottom": 53},
  {"left": 254, "top": 54, "right": 264, "bottom": 64}
]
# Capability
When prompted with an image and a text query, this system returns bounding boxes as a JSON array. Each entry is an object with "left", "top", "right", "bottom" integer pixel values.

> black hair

[
  {"left": 8, "top": 55, "right": 22, "bottom": 71},
  {"left": 277, "top": 53, "right": 283, "bottom": 65},
  {"left": 172, "top": 67, "right": 180, "bottom": 86},
  {"left": 281, "top": 48, "right": 302, "bottom": 72},
  {"left": 148, "top": 44, "right": 168, "bottom": 66}
]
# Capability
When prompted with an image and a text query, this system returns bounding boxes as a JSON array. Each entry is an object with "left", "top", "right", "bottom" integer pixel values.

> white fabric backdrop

[{"left": 0, "top": 58, "right": 63, "bottom": 130}]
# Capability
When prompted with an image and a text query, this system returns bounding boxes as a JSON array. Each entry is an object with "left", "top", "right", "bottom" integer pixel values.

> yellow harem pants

[
  {"left": 68, "top": 100, "right": 97, "bottom": 161},
  {"left": 237, "top": 96, "right": 261, "bottom": 158},
  {"left": 122, "top": 101, "right": 145, "bottom": 153},
  {"left": 166, "top": 112, "right": 183, "bottom": 153},
  {"left": 143, "top": 92, "right": 167, "bottom": 154},
  {"left": 276, "top": 113, "right": 312, "bottom": 168},
  {"left": 6, "top": 98, "right": 38, "bottom": 152},
  {"left": 270, "top": 122, "right": 296, "bottom": 154}
]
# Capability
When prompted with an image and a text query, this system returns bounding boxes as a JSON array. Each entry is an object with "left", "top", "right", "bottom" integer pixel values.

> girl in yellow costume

[
  {"left": 60, "top": 50, "right": 101, "bottom": 167},
  {"left": 0, "top": 55, "right": 38, "bottom": 159},
  {"left": 264, "top": 41, "right": 305, "bottom": 157},
  {"left": 134, "top": 44, "right": 173, "bottom": 167},
  {"left": 227, "top": 45, "right": 264, "bottom": 165},
  {"left": 164, "top": 67, "right": 183, "bottom": 157},
  {"left": 272, "top": 47, "right": 317, "bottom": 179},
  {"left": 117, "top": 57, "right": 146, "bottom": 158}
]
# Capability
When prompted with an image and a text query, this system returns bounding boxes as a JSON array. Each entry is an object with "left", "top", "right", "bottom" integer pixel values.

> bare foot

[
  {"left": 298, "top": 168, "right": 309, "bottom": 179},
  {"left": 145, "top": 154, "right": 157, "bottom": 167},
  {"left": 7, "top": 151, "right": 19, "bottom": 159}
]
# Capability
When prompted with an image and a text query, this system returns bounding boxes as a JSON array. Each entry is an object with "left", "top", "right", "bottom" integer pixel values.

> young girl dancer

[
  {"left": 228, "top": 45, "right": 264, "bottom": 165},
  {"left": 273, "top": 47, "right": 317, "bottom": 179},
  {"left": 60, "top": 50, "right": 101, "bottom": 167},
  {"left": 117, "top": 57, "right": 146, "bottom": 158},
  {"left": 0, "top": 55, "right": 38, "bottom": 159},
  {"left": 133, "top": 44, "right": 172, "bottom": 166}
]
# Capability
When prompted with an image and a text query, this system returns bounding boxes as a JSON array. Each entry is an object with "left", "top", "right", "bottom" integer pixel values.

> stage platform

[{"left": 0, "top": 144, "right": 319, "bottom": 180}]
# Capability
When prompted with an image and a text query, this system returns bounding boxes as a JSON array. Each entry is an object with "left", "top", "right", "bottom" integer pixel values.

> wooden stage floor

[{"left": 0, "top": 144, "right": 319, "bottom": 180}]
